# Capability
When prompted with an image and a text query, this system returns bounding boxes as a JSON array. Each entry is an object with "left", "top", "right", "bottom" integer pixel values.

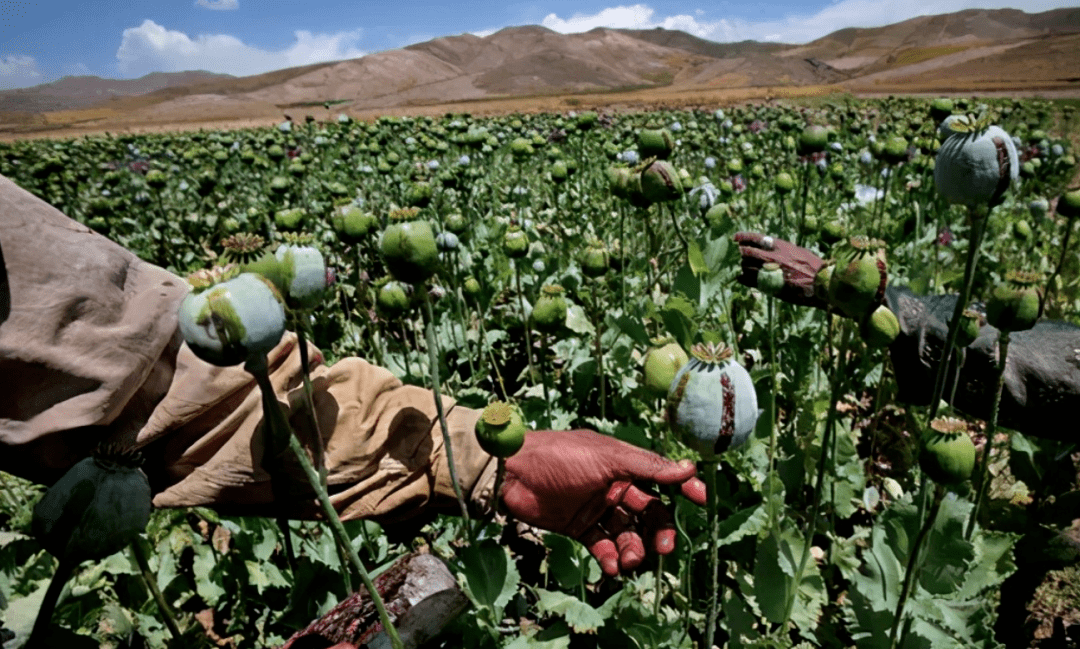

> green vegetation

[{"left": 0, "top": 96, "right": 1078, "bottom": 648}]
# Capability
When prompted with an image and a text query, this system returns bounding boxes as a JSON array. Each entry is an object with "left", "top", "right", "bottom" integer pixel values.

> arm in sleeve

[
  {"left": 885, "top": 285, "right": 1080, "bottom": 441},
  {"left": 138, "top": 333, "right": 497, "bottom": 524},
  {"left": 0, "top": 172, "right": 496, "bottom": 522}
]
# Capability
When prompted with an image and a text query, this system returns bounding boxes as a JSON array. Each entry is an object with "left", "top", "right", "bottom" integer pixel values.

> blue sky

[{"left": 0, "top": 0, "right": 1074, "bottom": 89}]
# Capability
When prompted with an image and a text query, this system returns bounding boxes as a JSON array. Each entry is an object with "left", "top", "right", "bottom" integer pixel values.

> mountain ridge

[{"left": 1, "top": 7, "right": 1077, "bottom": 131}]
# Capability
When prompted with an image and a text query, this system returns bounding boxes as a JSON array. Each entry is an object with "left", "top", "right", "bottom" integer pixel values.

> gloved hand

[
  {"left": 735, "top": 232, "right": 827, "bottom": 308},
  {"left": 500, "top": 429, "right": 707, "bottom": 576}
]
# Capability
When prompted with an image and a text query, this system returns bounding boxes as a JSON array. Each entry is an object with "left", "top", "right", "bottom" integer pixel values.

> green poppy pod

[
  {"left": 667, "top": 342, "right": 759, "bottom": 458},
  {"left": 531, "top": 285, "right": 568, "bottom": 333},
  {"left": 178, "top": 273, "right": 287, "bottom": 367},
  {"left": 986, "top": 270, "right": 1042, "bottom": 333},
  {"left": 380, "top": 219, "right": 439, "bottom": 284},
  {"left": 1057, "top": 189, "right": 1080, "bottom": 219},
  {"left": 475, "top": 401, "right": 527, "bottom": 458},
  {"left": 503, "top": 227, "right": 529, "bottom": 259},
  {"left": 32, "top": 445, "right": 152, "bottom": 564},
  {"left": 919, "top": 417, "right": 976, "bottom": 485},
  {"left": 860, "top": 305, "right": 900, "bottom": 348},
  {"left": 643, "top": 338, "right": 689, "bottom": 397},
  {"left": 934, "top": 121, "right": 1018, "bottom": 208},
  {"left": 640, "top": 160, "right": 683, "bottom": 203},
  {"left": 638, "top": 128, "right": 675, "bottom": 160},
  {"left": 332, "top": 204, "right": 377, "bottom": 245}
]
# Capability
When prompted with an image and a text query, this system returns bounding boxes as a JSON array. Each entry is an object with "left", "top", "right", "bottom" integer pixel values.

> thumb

[{"left": 620, "top": 452, "right": 698, "bottom": 485}]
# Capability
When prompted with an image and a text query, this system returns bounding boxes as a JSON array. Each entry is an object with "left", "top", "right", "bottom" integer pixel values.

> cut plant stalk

[
  {"left": 422, "top": 289, "right": 476, "bottom": 544},
  {"left": 246, "top": 355, "right": 405, "bottom": 649},
  {"left": 27, "top": 557, "right": 75, "bottom": 649},
  {"left": 703, "top": 460, "right": 720, "bottom": 649},
  {"left": 889, "top": 483, "right": 945, "bottom": 649},
  {"left": 131, "top": 539, "right": 182, "bottom": 641},
  {"left": 927, "top": 209, "right": 987, "bottom": 420},
  {"left": 783, "top": 319, "right": 851, "bottom": 631},
  {"left": 966, "top": 330, "right": 1010, "bottom": 539}
]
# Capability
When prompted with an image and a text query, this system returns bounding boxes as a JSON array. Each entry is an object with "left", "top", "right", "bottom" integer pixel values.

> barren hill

[
  {"left": 2, "top": 6, "right": 1078, "bottom": 135},
  {"left": 0, "top": 70, "right": 232, "bottom": 113}
]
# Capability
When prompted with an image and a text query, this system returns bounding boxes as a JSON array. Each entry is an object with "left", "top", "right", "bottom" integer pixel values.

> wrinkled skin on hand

[
  {"left": 735, "top": 232, "right": 827, "bottom": 308},
  {"left": 501, "top": 429, "right": 707, "bottom": 576}
]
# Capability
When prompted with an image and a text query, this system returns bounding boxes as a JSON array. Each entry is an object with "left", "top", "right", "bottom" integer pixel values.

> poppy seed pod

[
  {"left": 934, "top": 118, "right": 1018, "bottom": 208},
  {"left": 503, "top": 226, "right": 529, "bottom": 259},
  {"left": 475, "top": 401, "right": 526, "bottom": 458},
  {"left": 827, "top": 236, "right": 887, "bottom": 319},
  {"left": 271, "top": 244, "right": 330, "bottom": 311},
  {"left": 581, "top": 242, "right": 610, "bottom": 278},
  {"left": 638, "top": 128, "right": 675, "bottom": 160},
  {"left": 331, "top": 204, "right": 377, "bottom": 245},
  {"left": 275, "top": 207, "right": 307, "bottom": 231},
  {"left": 178, "top": 273, "right": 287, "bottom": 367},
  {"left": 986, "top": 270, "right": 1042, "bottom": 333},
  {"left": 33, "top": 444, "right": 152, "bottom": 564},
  {"left": 642, "top": 337, "right": 689, "bottom": 398},
  {"left": 798, "top": 125, "right": 829, "bottom": 156},
  {"left": 1057, "top": 188, "right": 1080, "bottom": 219},
  {"left": 757, "top": 262, "right": 785, "bottom": 296},
  {"left": 463, "top": 276, "right": 482, "bottom": 297},
  {"left": 860, "top": 304, "right": 900, "bottom": 348},
  {"left": 531, "top": 285, "right": 568, "bottom": 333},
  {"left": 444, "top": 212, "right": 468, "bottom": 234},
  {"left": 919, "top": 417, "right": 976, "bottom": 485},
  {"left": 774, "top": 171, "right": 795, "bottom": 194},
  {"left": 380, "top": 218, "right": 439, "bottom": 284},
  {"left": 880, "top": 136, "right": 909, "bottom": 165},
  {"left": 436, "top": 231, "right": 460, "bottom": 252},
  {"left": 666, "top": 342, "right": 760, "bottom": 458},
  {"left": 955, "top": 309, "right": 983, "bottom": 348},
  {"left": 376, "top": 279, "right": 412, "bottom": 317},
  {"left": 640, "top": 159, "right": 683, "bottom": 203}
]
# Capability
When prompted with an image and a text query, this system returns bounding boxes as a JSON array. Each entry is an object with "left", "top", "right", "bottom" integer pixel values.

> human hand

[
  {"left": 735, "top": 232, "right": 827, "bottom": 308},
  {"left": 500, "top": 429, "right": 706, "bottom": 576}
]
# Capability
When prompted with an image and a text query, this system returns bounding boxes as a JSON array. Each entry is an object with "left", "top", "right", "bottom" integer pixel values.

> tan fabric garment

[{"left": 0, "top": 174, "right": 496, "bottom": 523}]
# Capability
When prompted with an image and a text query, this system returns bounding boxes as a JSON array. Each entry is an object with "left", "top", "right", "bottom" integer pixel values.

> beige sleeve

[
  {"left": 0, "top": 173, "right": 496, "bottom": 523},
  {"left": 0, "top": 174, "right": 187, "bottom": 482},
  {"left": 141, "top": 333, "right": 498, "bottom": 523}
]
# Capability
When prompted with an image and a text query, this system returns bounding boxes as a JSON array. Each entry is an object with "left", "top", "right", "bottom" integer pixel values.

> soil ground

[{"left": 3, "top": 82, "right": 1079, "bottom": 142}]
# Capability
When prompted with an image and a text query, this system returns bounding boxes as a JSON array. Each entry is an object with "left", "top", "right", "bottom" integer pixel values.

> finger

[
  {"left": 642, "top": 500, "right": 677, "bottom": 555},
  {"left": 733, "top": 231, "right": 766, "bottom": 246},
  {"left": 581, "top": 526, "right": 620, "bottom": 576},
  {"left": 606, "top": 507, "right": 645, "bottom": 572},
  {"left": 624, "top": 456, "right": 699, "bottom": 485},
  {"left": 681, "top": 476, "right": 707, "bottom": 506},
  {"left": 619, "top": 484, "right": 659, "bottom": 514}
]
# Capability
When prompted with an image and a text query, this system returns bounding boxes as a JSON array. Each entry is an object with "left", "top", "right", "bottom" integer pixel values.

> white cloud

[
  {"left": 195, "top": 0, "right": 239, "bottom": 10},
  {"left": 538, "top": 0, "right": 1076, "bottom": 44},
  {"left": 64, "top": 62, "right": 92, "bottom": 77},
  {"left": 0, "top": 54, "right": 43, "bottom": 90},
  {"left": 115, "top": 20, "right": 364, "bottom": 77}
]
